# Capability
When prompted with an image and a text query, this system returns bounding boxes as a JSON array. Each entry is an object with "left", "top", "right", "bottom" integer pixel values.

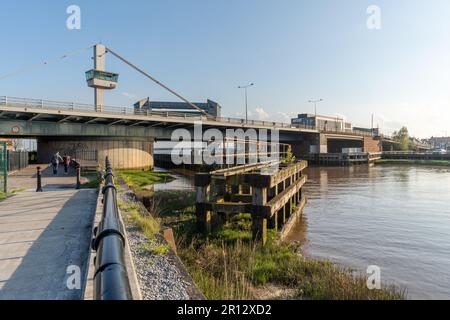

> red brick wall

[{"left": 363, "top": 136, "right": 382, "bottom": 153}]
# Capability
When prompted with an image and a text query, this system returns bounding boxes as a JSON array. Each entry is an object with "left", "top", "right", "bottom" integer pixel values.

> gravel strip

[
  {"left": 125, "top": 226, "right": 191, "bottom": 300},
  {"left": 117, "top": 190, "right": 192, "bottom": 300}
]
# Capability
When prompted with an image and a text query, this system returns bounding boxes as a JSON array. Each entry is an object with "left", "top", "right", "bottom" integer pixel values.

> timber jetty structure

[{"left": 195, "top": 160, "right": 308, "bottom": 244}]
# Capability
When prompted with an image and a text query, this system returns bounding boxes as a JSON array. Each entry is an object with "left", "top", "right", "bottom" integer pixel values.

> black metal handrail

[{"left": 92, "top": 157, "right": 132, "bottom": 300}]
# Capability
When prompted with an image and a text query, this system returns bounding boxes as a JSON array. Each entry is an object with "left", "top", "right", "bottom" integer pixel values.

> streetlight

[
  {"left": 238, "top": 83, "right": 254, "bottom": 123},
  {"left": 308, "top": 98, "right": 323, "bottom": 117}
]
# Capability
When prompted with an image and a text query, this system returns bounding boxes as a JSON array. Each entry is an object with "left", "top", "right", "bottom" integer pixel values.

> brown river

[
  {"left": 156, "top": 165, "right": 450, "bottom": 299},
  {"left": 287, "top": 165, "right": 450, "bottom": 299}
]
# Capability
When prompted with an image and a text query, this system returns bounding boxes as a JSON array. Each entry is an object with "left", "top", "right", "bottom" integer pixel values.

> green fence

[{"left": 0, "top": 142, "right": 7, "bottom": 193}]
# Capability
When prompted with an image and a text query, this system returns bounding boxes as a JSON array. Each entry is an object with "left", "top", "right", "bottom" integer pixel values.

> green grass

[
  {"left": 154, "top": 190, "right": 196, "bottom": 215},
  {"left": 118, "top": 198, "right": 160, "bottom": 240},
  {"left": 117, "top": 170, "right": 174, "bottom": 192},
  {"left": 215, "top": 213, "right": 253, "bottom": 243},
  {"left": 375, "top": 159, "right": 450, "bottom": 166},
  {"left": 139, "top": 241, "right": 171, "bottom": 255},
  {"left": 0, "top": 188, "right": 26, "bottom": 201},
  {"left": 117, "top": 183, "right": 175, "bottom": 257},
  {"left": 179, "top": 237, "right": 405, "bottom": 300},
  {"left": 81, "top": 174, "right": 102, "bottom": 189}
]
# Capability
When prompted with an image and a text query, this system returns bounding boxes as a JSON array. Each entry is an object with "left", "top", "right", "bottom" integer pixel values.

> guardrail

[
  {"left": 91, "top": 157, "right": 132, "bottom": 300},
  {"left": 1, "top": 96, "right": 403, "bottom": 138},
  {"left": 382, "top": 151, "right": 442, "bottom": 155},
  {"left": 382, "top": 151, "right": 449, "bottom": 159},
  {"left": 0, "top": 96, "right": 315, "bottom": 129}
]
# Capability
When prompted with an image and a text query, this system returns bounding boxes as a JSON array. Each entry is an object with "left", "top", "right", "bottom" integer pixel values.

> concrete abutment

[{"left": 37, "top": 137, "right": 154, "bottom": 169}]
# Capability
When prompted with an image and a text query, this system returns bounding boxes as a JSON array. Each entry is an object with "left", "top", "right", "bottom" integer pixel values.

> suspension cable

[
  {"left": 0, "top": 46, "right": 93, "bottom": 81},
  {"left": 105, "top": 46, "right": 212, "bottom": 119}
]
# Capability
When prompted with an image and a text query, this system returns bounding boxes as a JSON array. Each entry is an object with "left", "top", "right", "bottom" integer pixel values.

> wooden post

[
  {"left": 252, "top": 186, "right": 268, "bottom": 245},
  {"left": 268, "top": 211, "right": 278, "bottom": 231},
  {"left": 252, "top": 216, "right": 267, "bottom": 245},
  {"left": 195, "top": 174, "right": 212, "bottom": 234},
  {"left": 231, "top": 184, "right": 239, "bottom": 195}
]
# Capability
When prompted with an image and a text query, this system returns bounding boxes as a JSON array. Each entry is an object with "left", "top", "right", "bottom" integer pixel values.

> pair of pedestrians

[{"left": 50, "top": 152, "right": 71, "bottom": 175}]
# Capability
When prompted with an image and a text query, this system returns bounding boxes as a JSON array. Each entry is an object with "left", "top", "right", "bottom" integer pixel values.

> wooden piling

[{"left": 195, "top": 160, "right": 308, "bottom": 245}]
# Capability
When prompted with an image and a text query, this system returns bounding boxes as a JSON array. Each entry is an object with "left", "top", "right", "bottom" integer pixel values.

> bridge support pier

[{"left": 37, "top": 137, "right": 154, "bottom": 169}]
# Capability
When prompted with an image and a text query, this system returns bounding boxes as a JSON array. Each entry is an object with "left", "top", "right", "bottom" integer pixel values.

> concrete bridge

[{"left": 0, "top": 96, "right": 387, "bottom": 169}]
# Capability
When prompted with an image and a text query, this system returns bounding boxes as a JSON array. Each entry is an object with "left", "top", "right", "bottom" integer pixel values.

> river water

[
  {"left": 156, "top": 164, "right": 450, "bottom": 299},
  {"left": 286, "top": 165, "right": 450, "bottom": 300}
]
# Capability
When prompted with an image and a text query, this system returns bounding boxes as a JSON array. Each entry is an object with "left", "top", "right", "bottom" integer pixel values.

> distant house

[
  {"left": 427, "top": 137, "right": 450, "bottom": 150},
  {"left": 134, "top": 97, "right": 222, "bottom": 117}
]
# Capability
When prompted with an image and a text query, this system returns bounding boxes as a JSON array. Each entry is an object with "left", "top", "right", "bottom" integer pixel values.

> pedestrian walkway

[
  {"left": 0, "top": 183, "right": 97, "bottom": 299},
  {"left": 7, "top": 164, "right": 88, "bottom": 191}
]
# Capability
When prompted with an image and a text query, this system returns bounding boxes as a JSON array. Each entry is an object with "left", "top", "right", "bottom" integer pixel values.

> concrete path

[
  {"left": 0, "top": 186, "right": 97, "bottom": 300},
  {"left": 7, "top": 164, "right": 88, "bottom": 191}
]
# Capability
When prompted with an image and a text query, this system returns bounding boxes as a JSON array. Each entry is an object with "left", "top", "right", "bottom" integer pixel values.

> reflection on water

[
  {"left": 289, "top": 165, "right": 450, "bottom": 299},
  {"left": 154, "top": 167, "right": 195, "bottom": 191}
]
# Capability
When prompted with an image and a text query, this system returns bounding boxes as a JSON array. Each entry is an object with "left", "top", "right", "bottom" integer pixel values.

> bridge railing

[
  {"left": 318, "top": 128, "right": 376, "bottom": 137},
  {"left": 1, "top": 96, "right": 403, "bottom": 136},
  {"left": 91, "top": 157, "right": 132, "bottom": 300},
  {"left": 0, "top": 96, "right": 317, "bottom": 129},
  {"left": 382, "top": 150, "right": 440, "bottom": 155}
]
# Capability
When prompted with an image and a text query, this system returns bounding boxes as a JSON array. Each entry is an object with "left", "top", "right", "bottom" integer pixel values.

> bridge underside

[
  {"left": 327, "top": 139, "right": 363, "bottom": 153},
  {"left": 0, "top": 120, "right": 156, "bottom": 169},
  {"left": 287, "top": 133, "right": 382, "bottom": 157}
]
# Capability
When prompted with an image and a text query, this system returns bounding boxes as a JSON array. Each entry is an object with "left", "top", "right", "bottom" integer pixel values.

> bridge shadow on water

[{"left": 0, "top": 188, "right": 96, "bottom": 300}]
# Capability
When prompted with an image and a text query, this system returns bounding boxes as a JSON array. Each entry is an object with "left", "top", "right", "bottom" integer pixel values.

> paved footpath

[{"left": 0, "top": 167, "right": 97, "bottom": 300}]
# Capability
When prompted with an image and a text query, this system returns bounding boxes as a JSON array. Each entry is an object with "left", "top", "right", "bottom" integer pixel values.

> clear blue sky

[{"left": 1, "top": 0, "right": 450, "bottom": 138}]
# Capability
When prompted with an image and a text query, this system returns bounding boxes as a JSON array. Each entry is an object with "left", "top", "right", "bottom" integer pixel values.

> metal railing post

[
  {"left": 76, "top": 165, "right": 81, "bottom": 189},
  {"left": 36, "top": 166, "right": 43, "bottom": 192}
]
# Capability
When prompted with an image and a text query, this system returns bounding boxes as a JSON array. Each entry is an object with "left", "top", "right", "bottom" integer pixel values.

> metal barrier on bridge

[
  {"left": 91, "top": 157, "right": 132, "bottom": 300},
  {"left": 0, "top": 96, "right": 316, "bottom": 130}
]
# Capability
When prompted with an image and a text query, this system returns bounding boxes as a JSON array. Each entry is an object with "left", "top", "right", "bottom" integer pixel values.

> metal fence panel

[{"left": 8, "top": 151, "right": 29, "bottom": 172}]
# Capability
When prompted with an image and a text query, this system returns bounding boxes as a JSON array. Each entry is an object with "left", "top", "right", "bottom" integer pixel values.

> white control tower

[{"left": 85, "top": 44, "right": 119, "bottom": 112}]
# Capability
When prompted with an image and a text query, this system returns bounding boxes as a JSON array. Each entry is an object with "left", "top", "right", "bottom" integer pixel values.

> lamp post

[
  {"left": 308, "top": 99, "right": 323, "bottom": 117},
  {"left": 308, "top": 99, "right": 323, "bottom": 130},
  {"left": 238, "top": 83, "right": 254, "bottom": 123}
]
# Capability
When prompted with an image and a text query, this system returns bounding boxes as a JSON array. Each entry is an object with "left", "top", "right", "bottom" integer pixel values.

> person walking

[
  {"left": 51, "top": 152, "right": 63, "bottom": 175},
  {"left": 63, "top": 154, "right": 71, "bottom": 175}
]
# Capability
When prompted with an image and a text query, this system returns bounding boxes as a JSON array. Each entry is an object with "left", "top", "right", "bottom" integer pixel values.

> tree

[
  {"left": 392, "top": 127, "right": 411, "bottom": 151},
  {"left": 283, "top": 145, "right": 296, "bottom": 163}
]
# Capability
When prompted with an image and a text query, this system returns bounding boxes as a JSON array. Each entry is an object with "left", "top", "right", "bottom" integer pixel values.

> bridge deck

[
  {"left": 0, "top": 169, "right": 97, "bottom": 300},
  {"left": 0, "top": 96, "right": 318, "bottom": 134}
]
